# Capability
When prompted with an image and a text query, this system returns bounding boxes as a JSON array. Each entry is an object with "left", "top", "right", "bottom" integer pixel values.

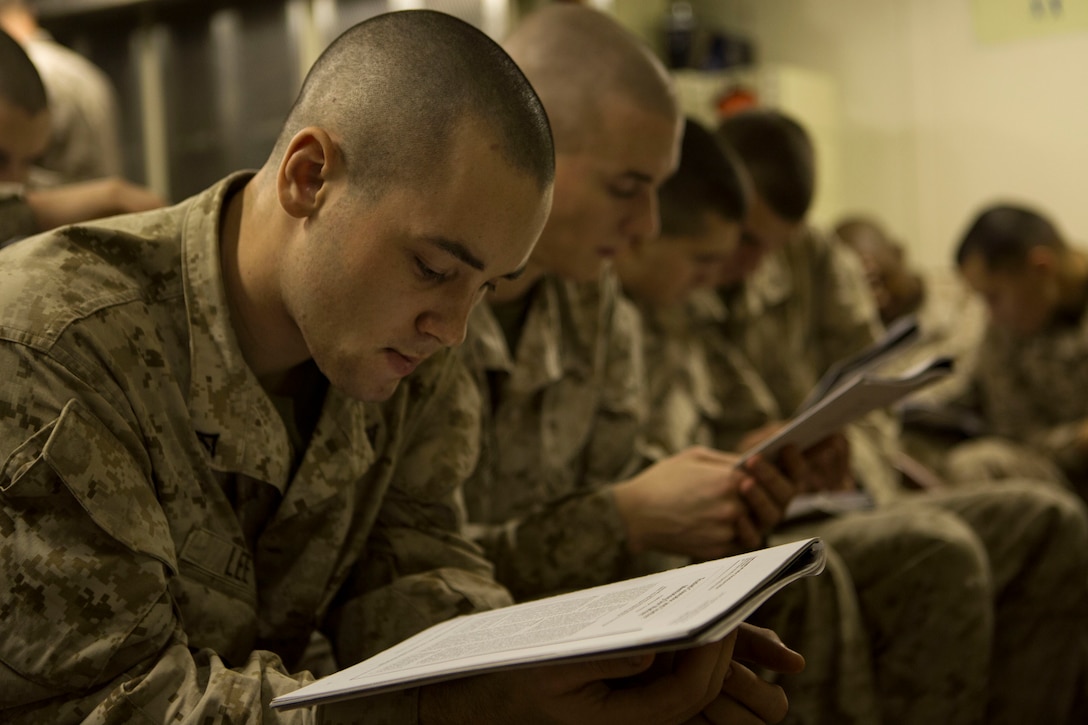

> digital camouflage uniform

[
  {"left": 0, "top": 183, "right": 38, "bottom": 247},
  {"left": 459, "top": 271, "right": 650, "bottom": 600},
  {"left": 873, "top": 266, "right": 986, "bottom": 477},
  {"left": 945, "top": 283, "right": 1088, "bottom": 500},
  {"left": 0, "top": 174, "right": 511, "bottom": 724},
  {"left": 699, "top": 229, "right": 1088, "bottom": 724},
  {"left": 646, "top": 292, "right": 1021, "bottom": 725},
  {"left": 716, "top": 227, "right": 903, "bottom": 503},
  {"left": 872, "top": 267, "right": 1066, "bottom": 486},
  {"left": 463, "top": 270, "right": 885, "bottom": 724},
  {"left": 878, "top": 266, "right": 988, "bottom": 404},
  {"left": 635, "top": 297, "right": 883, "bottom": 725},
  {"left": 634, "top": 302, "right": 717, "bottom": 459}
]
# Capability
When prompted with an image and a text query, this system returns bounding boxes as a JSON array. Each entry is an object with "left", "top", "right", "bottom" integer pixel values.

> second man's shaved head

[{"left": 503, "top": 3, "right": 677, "bottom": 153}]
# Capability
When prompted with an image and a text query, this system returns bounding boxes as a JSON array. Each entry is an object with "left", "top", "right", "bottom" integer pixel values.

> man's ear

[
  {"left": 1027, "top": 244, "right": 1058, "bottom": 276},
  {"left": 277, "top": 127, "right": 340, "bottom": 219}
]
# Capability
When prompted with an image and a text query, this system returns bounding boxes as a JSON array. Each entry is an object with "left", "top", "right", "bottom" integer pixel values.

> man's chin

[
  {"left": 568, "top": 261, "right": 607, "bottom": 284},
  {"left": 339, "top": 376, "right": 402, "bottom": 404}
]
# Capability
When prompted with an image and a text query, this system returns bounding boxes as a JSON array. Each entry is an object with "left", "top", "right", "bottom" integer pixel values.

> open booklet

[
  {"left": 271, "top": 537, "right": 825, "bottom": 710},
  {"left": 796, "top": 314, "right": 921, "bottom": 414},
  {"left": 741, "top": 354, "right": 954, "bottom": 464}
]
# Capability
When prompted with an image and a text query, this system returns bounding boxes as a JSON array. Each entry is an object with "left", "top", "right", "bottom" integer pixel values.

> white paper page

[
  {"left": 797, "top": 314, "right": 920, "bottom": 413},
  {"left": 272, "top": 538, "right": 823, "bottom": 709},
  {"left": 743, "top": 356, "right": 953, "bottom": 463}
]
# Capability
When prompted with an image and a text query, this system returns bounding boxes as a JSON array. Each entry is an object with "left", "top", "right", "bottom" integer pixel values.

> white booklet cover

[
  {"left": 741, "top": 355, "right": 954, "bottom": 464},
  {"left": 272, "top": 537, "right": 825, "bottom": 710}
]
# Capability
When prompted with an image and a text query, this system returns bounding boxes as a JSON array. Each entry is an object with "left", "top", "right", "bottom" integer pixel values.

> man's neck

[
  {"left": 220, "top": 170, "right": 311, "bottom": 391},
  {"left": 488, "top": 259, "right": 547, "bottom": 304}
]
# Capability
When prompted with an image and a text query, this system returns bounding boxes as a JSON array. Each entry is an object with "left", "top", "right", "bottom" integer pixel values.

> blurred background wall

[{"left": 36, "top": 0, "right": 1088, "bottom": 268}]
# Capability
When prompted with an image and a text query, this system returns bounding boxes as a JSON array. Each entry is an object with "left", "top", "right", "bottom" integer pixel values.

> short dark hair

[
  {"left": 659, "top": 117, "right": 747, "bottom": 238},
  {"left": 716, "top": 109, "right": 813, "bottom": 222},
  {"left": 273, "top": 10, "right": 554, "bottom": 199},
  {"left": 955, "top": 203, "right": 1064, "bottom": 270},
  {"left": 0, "top": 27, "right": 46, "bottom": 115}
]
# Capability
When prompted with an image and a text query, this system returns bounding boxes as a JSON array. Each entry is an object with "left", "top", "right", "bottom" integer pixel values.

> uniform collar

[
  {"left": 687, "top": 288, "right": 728, "bottom": 324},
  {"left": 730, "top": 246, "right": 792, "bottom": 322},
  {"left": 467, "top": 273, "right": 608, "bottom": 395},
  {"left": 180, "top": 172, "right": 294, "bottom": 491}
]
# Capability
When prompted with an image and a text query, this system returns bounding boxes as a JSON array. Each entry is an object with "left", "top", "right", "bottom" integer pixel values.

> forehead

[
  {"left": 372, "top": 120, "right": 549, "bottom": 271},
  {"left": 585, "top": 94, "right": 681, "bottom": 180},
  {"left": 667, "top": 213, "right": 740, "bottom": 255},
  {"left": 745, "top": 192, "right": 801, "bottom": 241},
  {"left": 960, "top": 253, "right": 1022, "bottom": 293}
]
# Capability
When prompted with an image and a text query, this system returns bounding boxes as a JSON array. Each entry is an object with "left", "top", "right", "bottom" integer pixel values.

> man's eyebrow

[
  {"left": 620, "top": 170, "right": 655, "bottom": 185},
  {"left": 427, "top": 237, "right": 526, "bottom": 280},
  {"left": 427, "top": 237, "right": 485, "bottom": 271}
]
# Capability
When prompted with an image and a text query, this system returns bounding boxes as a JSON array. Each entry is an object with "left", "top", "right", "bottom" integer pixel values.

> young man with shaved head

[
  {"left": 949, "top": 203, "right": 1088, "bottom": 498},
  {"left": 461, "top": 3, "right": 798, "bottom": 603},
  {"left": 830, "top": 214, "right": 1056, "bottom": 485},
  {"left": 456, "top": 9, "right": 807, "bottom": 723},
  {"left": 614, "top": 120, "right": 885, "bottom": 724},
  {"left": 0, "top": 11, "right": 806, "bottom": 724}
]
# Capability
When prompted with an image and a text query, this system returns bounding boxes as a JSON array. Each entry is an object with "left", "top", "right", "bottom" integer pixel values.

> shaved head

[
  {"left": 504, "top": 3, "right": 677, "bottom": 153},
  {"left": 660, "top": 118, "right": 748, "bottom": 238},
  {"left": 717, "top": 109, "right": 814, "bottom": 222},
  {"left": 272, "top": 10, "right": 553, "bottom": 200},
  {"left": 956, "top": 203, "right": 1065, "bottom": 271}
]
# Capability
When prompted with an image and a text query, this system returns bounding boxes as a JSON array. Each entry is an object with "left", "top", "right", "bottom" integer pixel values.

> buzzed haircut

[
  {"left": 273, "top": 10, "right": 553, "bottom": 199},
  {"left": 955, "top": 203, "right": 1065, "bottom": 271},
  {"left": 659, "top": 117, "right": 747, "bottom": 238},
  {"left": 503, "top": 3, "right": 677, "bottom": 154},
  {"left": 0, "top": 27, "right": 46, "bottom": 115},
  {"left": 717, "top": 109, "right": 814, "bottom": 223}
]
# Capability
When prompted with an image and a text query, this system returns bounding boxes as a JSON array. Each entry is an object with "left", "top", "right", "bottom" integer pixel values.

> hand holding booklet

[
  {"left": 271, "top": 537, "right": 825, "bottom": 710},
  {"left": 738, "top": 315, "right": 954, "bottom": 465},
  {"left": 741, "top": 355, "right": 954, "bottom": 464}
]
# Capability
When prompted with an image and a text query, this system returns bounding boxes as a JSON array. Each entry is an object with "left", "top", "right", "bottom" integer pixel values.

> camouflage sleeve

[
  {"left": 471, "top": 485, "right": 631, "bottom": 600},
  {"left": 0, "top": 343, "right": 317, "bottom": 723},
  {"left": 637, "top": 308, "right": 716, "bottom": 461},
  {"left": 706, "top": 338, "right": 781, "bottom": 452},
  {"left": 326, "top": 352, "right": 513, "bottom": 666},
  {"left": 813, "top": 233, "right": 905, "bottom": 500},
  {"left": 972, "top": 334, "right": 1088, "bottom": 474},
  {"left": 581, "top": 289, "right": 649, "bottom": 483},
  {"left": 810, "top": 231, "right": 884, "bottom": 374},
  {"left": 465, "top": 285, "right": 646, "bottom": 600}
]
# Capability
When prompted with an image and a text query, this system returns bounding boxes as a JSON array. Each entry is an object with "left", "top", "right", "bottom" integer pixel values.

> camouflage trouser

[
  {"left": 895, "top": 482, "right": 1088, "bottom": 725},
  {"left": 767, "top": 505, "right": 992, "bottom": 725},
  {"left": 750, "top": 545, "right": 881, "bottom": 725},
  {"left": 941, "top": 437, "right": 1070, "bottom": 490}
]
